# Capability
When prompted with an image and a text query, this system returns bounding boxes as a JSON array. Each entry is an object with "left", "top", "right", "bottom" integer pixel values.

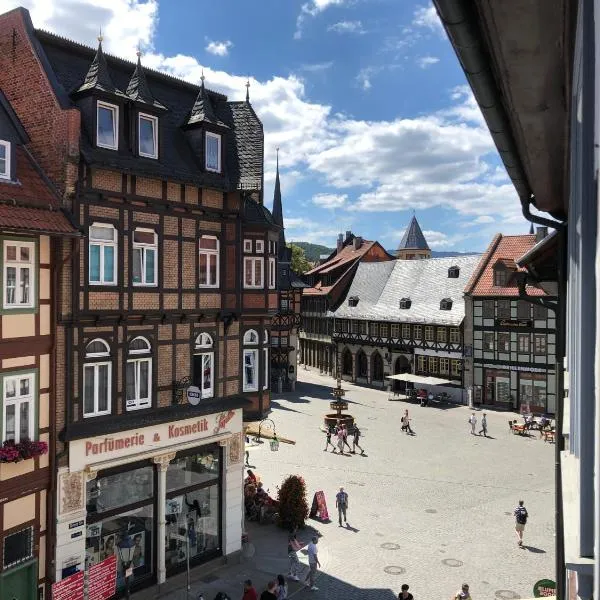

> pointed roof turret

[
  {"left": 187, "top": 72, "right": 227, "bottom": 128},
  {"left": 76, "top": 33, "right": 125, "bottom": 97},
  {"left": 271, "top": 148, "right": 286, "bottom": 253},
  {"left": 126, "top": 50, "right": 166, "bottom": 109},
  {"left": 529, "top": 222, "right": 534, "bottom": 235},
  {"left": 246, "top": 78, "right": 251, "bottom": 103},
  {"left": 397, "top": 215, "right": 430, "bottom": 251}
]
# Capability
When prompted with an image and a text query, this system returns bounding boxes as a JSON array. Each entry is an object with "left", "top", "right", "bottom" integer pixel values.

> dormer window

[
  {"left": 440, "top": 298, "right": 453, "bottom": 310},
  {"left": 0, "top": 140, "right": 10, "bottom": 180},
  {"left": 97, "top": 101, "right": 118, "bottom": 150},
  {"left": 448, "top": 266, "right": 459, "bottom": 278},
  {"left": 206, "top": 132, "right": 221, "bottom": 172},
  {"left": 139, "top": 113, "right": 158, "bottom": 159},
  {"left": 399, "top": 297, "right": 411, "bottom": 309},
  {"left": 494, "top": 269, "right": 509, "bottom": 286},
  {"left": 348, "top": 296, "right": 359, "bottom": 307}
]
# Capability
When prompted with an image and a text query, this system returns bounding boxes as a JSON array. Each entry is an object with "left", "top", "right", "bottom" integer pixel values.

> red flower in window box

[{"left": 0, "top": 439, "right": 48, "bottom": 463}]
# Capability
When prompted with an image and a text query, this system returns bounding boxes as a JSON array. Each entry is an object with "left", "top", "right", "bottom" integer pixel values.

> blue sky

[{"left": 2, "top": 0, "right": 532, "bottom": 251}]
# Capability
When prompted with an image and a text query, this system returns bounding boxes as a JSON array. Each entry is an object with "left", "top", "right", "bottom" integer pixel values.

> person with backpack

[
  {"left": 513, "top": 500, "right": 528, "bottom": 546},
  {"left": 287, "top": 532, "right": 302, "bottom": 580}
]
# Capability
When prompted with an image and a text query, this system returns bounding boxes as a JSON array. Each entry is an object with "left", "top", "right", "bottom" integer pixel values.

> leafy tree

[
  {"left": 288, "top": 243, "right": 312, "bottom": 274},
  {"left": 277, "top": 474, "right": 310, "bottom": 530}
]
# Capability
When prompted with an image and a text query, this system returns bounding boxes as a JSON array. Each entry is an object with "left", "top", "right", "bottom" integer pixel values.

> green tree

[
  {"left": 288, "top": 243, "right": 312, "bottom": 274},
  {"left": 277, "top": 474, "right": 310, "bottom": 530}
]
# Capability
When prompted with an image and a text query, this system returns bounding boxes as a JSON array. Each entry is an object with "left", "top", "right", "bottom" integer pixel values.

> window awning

[{"left": 386, "top": 374, "right": 455, "bottom": 386}]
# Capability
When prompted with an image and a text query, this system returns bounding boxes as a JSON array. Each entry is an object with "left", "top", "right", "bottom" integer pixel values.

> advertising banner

[
  {"left": 89, "top": 554, "right": 117, "bottom": 600},
  {"left": 51, "top": 570, "right": 84, "bottom": 600}
]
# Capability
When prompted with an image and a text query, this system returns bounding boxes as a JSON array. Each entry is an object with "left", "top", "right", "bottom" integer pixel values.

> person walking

[
  {"left": 398, "top": 584, "right": 414, "bottom": 600},
  {"left": 260, "top": 581, "right": 278, "bottom": 600},
  {"left": 513, "top": 500, "right": 529, "bottom": 546},
  {"left": 401, "top": 409, "right": 414, "bottom": 434},
  {"left": 352, "top": 423, "right": 365, "bottom": 455},
  {"left": 453, "top": 583, "right": 472, "bottom": 600},
  {"left": 478, "top": 413, "right": 488, "bottom": 437},
  {"left": 304, "top": 536, "right": 320, "bottom": 591},
  {"left": 287, "top": 532, "right": 302, "bottom": 580},
  {"left": 335, "top": 427, "right": 345, "bottom": 455},
  {"left": 336, "top": 486, "right": 349, "bottom": 526},
  {"left": 469, "top": 413, "right": 477, "bottom": 435},
  {"left": 242, "top": 579, "right": 258, "bottom": 600},
  {"left": 342, "top": 424, "right": 352, "bottom": 452},
  {"left": 324, "top": 424, "right": 335, "bottom": 452},
  {"left": 276, "top": 574, "right": 288, "bottom": 600}
]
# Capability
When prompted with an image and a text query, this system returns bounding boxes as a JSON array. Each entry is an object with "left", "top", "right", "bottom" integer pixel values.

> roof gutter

[{"left": 432, "top": 0, "right": 565, "bottom": 230}]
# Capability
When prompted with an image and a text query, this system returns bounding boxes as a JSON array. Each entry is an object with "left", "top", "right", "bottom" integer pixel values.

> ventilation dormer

[
  {"left": 348, "top": 296, "right": 359, "bottom": 307},
  {"left": 440, "top": 297, "right": 453, "bottom": 310},
  {"left": 448, "top": 265, "right": 460, "bottom": 278},
  {"left": 399, "top": 297, "right": 411, "bottom": 309}
]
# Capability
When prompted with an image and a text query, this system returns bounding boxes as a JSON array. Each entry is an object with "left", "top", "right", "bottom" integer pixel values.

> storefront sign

[
  {"left": 495, "top": 319, "right": 532, "bottom": 328},
  {"left": 89, "top": 555, "right": 117, "bottom": 600},
  {"left": 482, "top": 363, "right": 549, "bottom": 374},
  {"left": 69, "top": 520, "right": 84, "bottom": 529},
  {"left": 186, "top": 385, "right": 201, "bottom": 406},
  {"left": 69, "top": 410, "right": 240, "bottom": 471},
  {"left": 533, "top": 578, "right": 556, "bottom": 597},
  {"left": 51, "top": 570, "right": 84, "bottom": 600},
  {"left": 310, "top": 491, "right": 330, "bottom": 521}
]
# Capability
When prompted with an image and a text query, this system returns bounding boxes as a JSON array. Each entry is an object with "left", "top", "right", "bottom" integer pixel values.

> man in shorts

[{"left": 514, "top": 500, "right": 528, "bottom": 546}]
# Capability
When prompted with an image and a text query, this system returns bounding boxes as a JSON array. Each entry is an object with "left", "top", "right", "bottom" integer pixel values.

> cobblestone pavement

[{"left": 251, "top": 369, "right": 555, "bottom": 600}]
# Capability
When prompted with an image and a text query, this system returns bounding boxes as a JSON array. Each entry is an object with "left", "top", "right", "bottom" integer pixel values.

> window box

[
  {"left": 97, "top": 101, "right": 118, "bottom": 150},
  {"left": 0, "top": 439, "right": 48, "bottom": 463},
  {"left": 138, "top": 113, "right": 158, "bottom": 159}
]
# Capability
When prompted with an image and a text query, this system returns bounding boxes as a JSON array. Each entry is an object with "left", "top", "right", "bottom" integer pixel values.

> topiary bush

[{"left": 277, "top": 474, "right": 309, "bottom": 530}]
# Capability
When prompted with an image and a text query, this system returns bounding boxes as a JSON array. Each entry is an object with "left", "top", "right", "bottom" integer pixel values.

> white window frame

[
  {"left": 3, "top": 240, "right": 35, "bottom": 309},
  {"left": 205, "top": 132, "right": 222, "bottom": 172},
  {"left": 83, "top": 339, "right": 111, "bottom": 418},
  {"left": 132, "top": 228, "right": 158, "bottom": 287},
  {"left": 138, "top": 113, "right": 158, "bottom": 159},
  {"left": 243, "top": 349, "right": 259, "bottom": 392},
  {"left": 96, "top": 101, "right": 119, "bottom": 150},
  {"left": 89, "top": 223, "right": 117, "bottom": 285},
  {"left": 126, "top": 337, "right": 152, "bottom": 410},
  {"left": 195, "top": 333, "right": 214, "bottom": 399},
  {"left": 244, "top": 257, "right": 264, "bottom": 289},
  {"left": 256, "top": 240, "right": 264, "bottom": 254},
  {"left": 268, "top": 257, "right": 276, "bottom": 289},
  {"left": 0, "top": 140, "right": 10, "bottom": 180},
  {"left": 2, "top": 372, "right": 35, "bottom": 443},
  {"left": 244, "top": 329, "right": 259, "bottom": 345},
  {"left": 243, "top": 239, "right": 253, "bottom": 253},
  {"left": 199, "top": 235, "right": 220, "bottom": 288}
]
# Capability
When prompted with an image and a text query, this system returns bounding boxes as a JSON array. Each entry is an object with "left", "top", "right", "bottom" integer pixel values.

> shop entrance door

[{"left": 1, "top": 562, "right": 36, "bottom": 600}]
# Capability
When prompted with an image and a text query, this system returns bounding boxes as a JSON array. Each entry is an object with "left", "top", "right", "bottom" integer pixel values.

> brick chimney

[
  {"left": 353, "top": 236, "right": 362, "bottom": 250},
  {"left": 535, "top": 226, "right": 548, "bottom": 243},
  {"left": 337, "top": 233, "right": 344, "bottom": 253}
]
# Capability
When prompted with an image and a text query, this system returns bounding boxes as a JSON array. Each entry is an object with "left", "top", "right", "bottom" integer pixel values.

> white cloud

[
  {"left": 328, "top": 20, "right": 364, "bottom": 34},
  {"left": 417, "top": 55, "right": 440, "bottom": 69},
  {"left": 285, "top": 216, "right": 350, "bottom": 244},
  {"left": 473, "top": 215, "right": 495, "bottom": 224},
  {"left": 412, "top": 5, "right": 444, "bottom": 35},
  {"left": 356, "top": 66, "right": 381, "bottom": 91},
  {"left": 300, "top": 61, "right": 334, "bottom": 72},
  {"left": 295, "top": 0, "right": 347, "bottom": 39},
  {"left": 205, "top": 40, "right": 233, "bottom": 57},
  {"left": 422, "top": 230, "right": 471, "bottom": 249},
  {"left": 312, "top": 193, "right": 348, "bottom": 208}
]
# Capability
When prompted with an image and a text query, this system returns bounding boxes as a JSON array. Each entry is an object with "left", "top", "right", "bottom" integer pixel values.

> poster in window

[
  {"left": 130, "top": 531, "right": 145, "bottom": 569},
  {"left": 166, "top": 495, "right": 183, "bottom": 515},
  {"left": 86, "top": 523, "right": 102, "bottom": 567}
]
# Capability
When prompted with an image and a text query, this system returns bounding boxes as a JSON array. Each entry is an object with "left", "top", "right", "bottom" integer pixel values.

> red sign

[
  {"left": 89, "top": 555, "right": 117, "bottom": 600},
  {"left": 310, "top": 491, "right": 330, "bottom": 521},
  {"left": 51, "top": 571, "right": 84, "bottom": 600}
]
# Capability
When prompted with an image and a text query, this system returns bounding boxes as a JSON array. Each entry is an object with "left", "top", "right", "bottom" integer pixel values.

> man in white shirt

[
  {"left": 469, "top": 413, "right": 477, "bottom": 435},
  {"left": 304, "top": 536, "right": 320, "bottom": 591}
]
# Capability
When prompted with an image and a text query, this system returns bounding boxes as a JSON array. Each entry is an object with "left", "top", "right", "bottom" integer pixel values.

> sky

[{"left": 0, "top": 0, "right": 538, "bottom": 251}]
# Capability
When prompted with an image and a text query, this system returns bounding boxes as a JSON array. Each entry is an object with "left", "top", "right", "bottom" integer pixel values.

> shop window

[
  {"left": 205, "top": 132, "right": 221, "bottom": 172},
  {"left": 244, "top": 257, "right": 263, "bottom": 288},
  {"left": 138, "top": 113, "right": 158, "bottom": 159},
  {"left": 3, "top": 240, "right": 35, "bottom": 309},
  {"left": 437, "top": 328, "right": 447, "bottom": 343},
  {"left": 533, "top": 304, "right": 548, "bottom": 319},
  {"left": 243, "top": 330, "right": 259, "bottom": 392},
  {"left": 497, "top": 299, "right": 511, "bottom": 318},
  {"left": 497, "top": 332, "right": 510, "bottom": 352},
  {"left": 97, "top": 101, "right": 118, "bottom": 150},
  {"left": 166, "top": 449, "right": 220, "bottom": 492},
  {"left": 194, "top": 333, "right": 214, "bottom": 398},
  {"left": 126, "top": 337, "right": 152, "bottom": 411},
  {"left": 413, "top": 325, "right": 422, "bottom": 340},
  {"left": 3, "top": 526, "right": 33, "bottom": 569},
  {"left": 89, "top": 223, "right": 117, "bottom": 285},
  {"left": 517, "top": 300, "right": 530, "bottom": 319},
  {"left": 83, "top": 339, "right": 111, "bottom": 418},
  {"left": 439, "top": 358, "right": 449, "bottom": 375},
  {"left": 2, "top": 373, "right": 35, "bottom": 443},
  {"left": 424, "top": 326, "right": 434, "bottom": 342},
  {"left": 482, "top": 299, "right": 495, "bottom": 318},
  {"left": 483, "top": 332, "right": 494, "bottom": 351},
  {"left": 449, "top": 328, "right": 460, "bottom": 343},
  {"left": 371, "top": 352, "right": 384, "bottom": 381},
  {"left": 416, "top": 355, "right": 426, "bottom": 372},
  {"left": 132, "top": 229, "right": 157, "bottom": 286},
  {"left": 518, "top": 334, "right": 530, "bottom": 353},
  {"left": 268, "top": 257, "right": 276, "bottom": 289},
  {"left": 534, "top": 334, "right": 547, "bottom": 355},
  {"left": 199, "top": 235, "right": 219, "bottom": 288}
]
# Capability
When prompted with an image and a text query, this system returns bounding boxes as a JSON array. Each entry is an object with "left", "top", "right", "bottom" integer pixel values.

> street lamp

[{"left": 117, "top": 535, "right": 135, "bottom": 599}]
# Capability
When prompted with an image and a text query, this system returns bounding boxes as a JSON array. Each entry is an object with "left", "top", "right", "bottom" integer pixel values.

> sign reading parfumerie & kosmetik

[{"left": 68, "top": 410, "right": 240, "bottom": 471}]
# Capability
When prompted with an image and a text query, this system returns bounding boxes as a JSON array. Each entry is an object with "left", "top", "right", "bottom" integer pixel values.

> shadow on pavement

[
  {"left": 524, "top": 545, "right": 546, "bottom": 553},
  {"left": 270, "top": 399, "right": 308, "bottom": 415}
]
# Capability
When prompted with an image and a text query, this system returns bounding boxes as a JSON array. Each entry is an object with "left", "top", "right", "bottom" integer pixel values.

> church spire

[
  {"left": 271, "top": 148, "right": 286, "bottom": 254},
  {"left": 396, "top": 214, "right": 431, "bottom": 260}
]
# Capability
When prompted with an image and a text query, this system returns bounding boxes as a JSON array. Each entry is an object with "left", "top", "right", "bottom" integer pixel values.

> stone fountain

[{"left": 324, "top": 378, "right": 355, "bottom": 429}]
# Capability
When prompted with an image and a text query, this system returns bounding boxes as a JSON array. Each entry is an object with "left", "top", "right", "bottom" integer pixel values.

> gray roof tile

[{"left": 397, "top": 215, "right": 430, "bottom": 251}]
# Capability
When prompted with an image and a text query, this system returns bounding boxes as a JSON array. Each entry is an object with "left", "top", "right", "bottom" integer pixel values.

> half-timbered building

[
  {"left": 0, "top": 89, "right": 78, "bottom": 600},
  {"left": 464, "top": 230, "right": 557, "bottom": 414},
  {"left": 331, "top": 255, "right": 480, "bottom": 399},
  {"left": 0, "top": 7, "right": 277, "bottom": 596},
  {"left": 299, "top": 232, "right": 394, "bottom": 375},
  {"left": 269, "top": 160, "right": 306, "bottom": 392}
]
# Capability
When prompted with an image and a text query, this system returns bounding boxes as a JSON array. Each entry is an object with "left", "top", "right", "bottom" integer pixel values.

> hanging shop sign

[
  {"left": 533, "top": 578, "right": 556, "bottom": 597},
  {"left": 495, "top": 319, "right": 533, "bottom": 328},
  {"left": 186, "top": 385, "right": 202, "bottom": 406},
  {"left": 51, "top": 570, "right": 84, "bottom": 600},
  {"left": 69, "top": 410, "right": 240, "bottom": 471}
]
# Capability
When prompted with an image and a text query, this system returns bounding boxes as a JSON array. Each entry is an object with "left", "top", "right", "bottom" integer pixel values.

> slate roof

[
  {"left": 75, "top": 39, "right": 126, "bottom": 98},
  {"left": 243, "top": 196, "right": 278, "bottom": 228},
  {"left": 187, "top": 79, "right": 227, "bottom": 128},
  {"left": 332, "top": 255, "right": 482, "bottom": 326},
  {"left": 34, "top": 30, "right": 263, "bottom": 192},
  {"left": 126, "top": 54, "right": 166, "bottom": 110},
  {"left": 397, "top": 215, "right": 430, "bottom": 251},
  {"left": 466, "top": 234, "right": 546, "bottom": 297}
]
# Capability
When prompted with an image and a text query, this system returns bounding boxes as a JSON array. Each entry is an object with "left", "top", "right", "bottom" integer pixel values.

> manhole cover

[
  {"left": 495, "top": 592, "right": 520, "bottom": 600},
  {"left": 383, "top": 566, "right": 406, "bottom": 575},
  {"left": 442, "top": 559, "right": 463, "bottom": 567},
  {"left": 425, "top": 509, "right": 437, "bottom": 514},
  {"left": 380, "top": 543, "right": 401, "bottom": 550}
]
